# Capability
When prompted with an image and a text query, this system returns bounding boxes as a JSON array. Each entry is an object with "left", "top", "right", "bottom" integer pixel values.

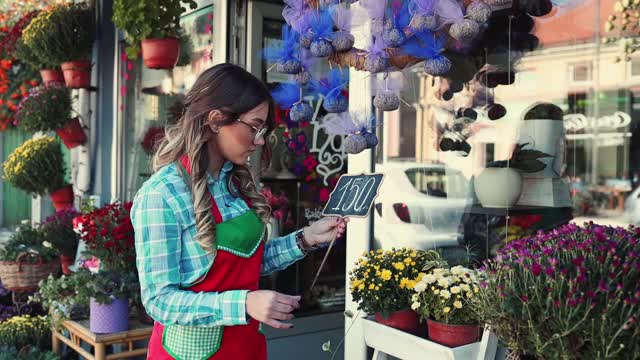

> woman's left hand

[{"left": 304, "top": 217, "right": 350, "bottom": 247}]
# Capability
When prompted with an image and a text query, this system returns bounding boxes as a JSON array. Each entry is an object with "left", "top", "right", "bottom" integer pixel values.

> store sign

[
  {"left": 563, "top": 112, "right": 632, "bottom": 132},
  {"left": 323, "top": 174, "right": 384, "bottom": 217}
]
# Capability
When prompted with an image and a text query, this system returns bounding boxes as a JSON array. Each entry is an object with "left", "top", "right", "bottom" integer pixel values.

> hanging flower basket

[
  {"left": 39, "top": 69, "right": 65, "bottom": 85},
  {"left": 55, "top": 117, "right": 87, "bottom": 149},
  {"left": 50, "top": 185, "right": 74, "bottom": 211},
  {"left": 61, "top": 61, "right": 92, "bottom": 89},
  {"left": 0, "top": 253, "right": 60, "bottom": 292},
  {"left": 141, "top": 38, "right": 180, "bottom": 69},
  {"left": 90, "top": 297, "right": 129, "bottom": 334}
]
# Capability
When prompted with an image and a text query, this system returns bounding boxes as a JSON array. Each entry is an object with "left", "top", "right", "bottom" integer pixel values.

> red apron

[{"left": 147, "top": 160, "right": 267, "bottom": 360}]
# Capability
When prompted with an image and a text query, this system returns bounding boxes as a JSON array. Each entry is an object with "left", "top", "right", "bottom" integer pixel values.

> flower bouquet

[
  {"left": 2, "top": 136, "right": 73, "bottom": 210},
  {"left": 0, "top": 222, "right": 59, "bottom": 291},
  {"left": 40, "top": 208, "right": 81, "bottom": 274},
  {"left": 412, "top": 265, "right": 483, "bottom": 347},
  {"left": 349, "top": 248, "right": 440, "bottom": 335},
  {"left": 473, "top": 223, "right": 640, "bottom": 358}
]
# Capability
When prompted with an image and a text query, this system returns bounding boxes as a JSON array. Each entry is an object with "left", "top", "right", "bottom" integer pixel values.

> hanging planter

[
  {"left": 113, "top": 0, "right": 198, "bottom": 69},
  {"left": 39, "top": 69, "right": 65, "bottom": 85},
  {"left": 90, "top": 297, "right": 129, "bottom": 334},
  {"left": 61, "top": 61, "right": 92, "bottom": 89},
  {"left": 141, "top": 38, "right": 180, "bottom": 69},
  {"left": 55, "top": 117, "right": 87, "bottom": 149},
  {"left": 50, "top": 185, "right": 74, "bottom": 211}
]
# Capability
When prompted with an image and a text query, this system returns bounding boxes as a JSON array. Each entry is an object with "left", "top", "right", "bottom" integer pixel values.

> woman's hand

[
  {"left": 304, "top": 217, "right": 349, "bottom": 247},
  {"left": 246, "top": 290, "right": 300, "bottom": 329}
]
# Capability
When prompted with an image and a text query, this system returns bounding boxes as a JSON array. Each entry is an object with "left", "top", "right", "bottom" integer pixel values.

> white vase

[{"left": 474, "top": 168, "right": 523, "bottom": 208}]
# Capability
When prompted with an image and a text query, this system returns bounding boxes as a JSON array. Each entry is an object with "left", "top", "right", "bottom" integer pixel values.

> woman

[{"left": 131, "top": 63, "right": 348, "bottom": 360}]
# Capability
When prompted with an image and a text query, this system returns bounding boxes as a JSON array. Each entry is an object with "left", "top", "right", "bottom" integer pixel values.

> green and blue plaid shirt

[{"left": 131, "top": 161, "right": 304, "bottom": 328}]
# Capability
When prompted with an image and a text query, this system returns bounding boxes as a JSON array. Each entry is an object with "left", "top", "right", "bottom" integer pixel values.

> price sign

[{"left": 322, "top": 173, "right": 384, "bottom": 218}]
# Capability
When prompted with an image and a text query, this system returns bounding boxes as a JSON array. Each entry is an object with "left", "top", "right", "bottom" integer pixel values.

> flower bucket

[
  {"left": 50, "top": 185, "right": 74, "bottom": 211},
  {"left": 90, "top": 297, "right": 129, "bottom": 334},
  {"left": 141, "top": 38, "right": 180, "bottom": 69},
  {"left": 426, "top": 319, "right": 481, "bottom": 347},
  {"left": 61, "top": 61, "right": 91, "bottom": 89},
  {"left": 55, "top": 117, "right": 87, "bottom": 149},
  {"left": 60, "top": 255, "right": 74, "bottom": 275},
  {"left": 375, "top": 309, "right": 422, "bottom": 336},
  {"left": 40, "top": 69, "right": 65, "bottom": 85}
]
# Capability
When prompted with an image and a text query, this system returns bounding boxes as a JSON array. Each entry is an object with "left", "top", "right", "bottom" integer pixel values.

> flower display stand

[
  {"left": 51, "top": 318, "right": 152, "bottom": 360},
  {"left": 363, "top": 317, "right": 505, "bottom": 360}
]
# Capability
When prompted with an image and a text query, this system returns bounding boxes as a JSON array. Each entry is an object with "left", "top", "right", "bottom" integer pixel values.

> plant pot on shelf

[
  {"left": 55, "top": 117, "right": 87, "bottom": 149},
  {"left": 50, "top": 185, "right": 74, "bottom": 210},
  {"left": 61, "top": 61, "right": 91, "bottom": 89},
  {"left": 141, "top": 38, "right": 180, "bottom": 69},
  {"left": 40, "top": 69, "right": 65, "bottom": 85},
  {"left": 60, "top": 255, "right": 74, "bottom": 275},
  {"left": 426, "top": 319, "right": 481, "bottom": 348},
  {"left": 90, "top": 297, "right": 129, "bottom": 334},
  {"left": 374, "top": 309, "right": 423, "bottom": 336},
  {"left": 473, "top": 167, "right": 523, "bottom": 208}
]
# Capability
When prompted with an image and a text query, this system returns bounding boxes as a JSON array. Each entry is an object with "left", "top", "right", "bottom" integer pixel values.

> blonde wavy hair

[{"left": 153, "top": 63, "right": 274, "bottom": 255}]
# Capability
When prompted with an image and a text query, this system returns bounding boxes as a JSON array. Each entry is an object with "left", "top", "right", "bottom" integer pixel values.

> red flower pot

[
  {"left": 40, "top": 69, "right": 65, "bottom": 85},
  {"left": 374, "top": 309, "right": 422, "bottom": 336},
  {"left": 50, "top": 185, "right": 74, "bottom": 211},
  {"left": 55, "top": 117, "right": 87, "bottom": 149},
  {"left": 60, "top": 255, "right": 74, "bottom": 275},
  {"left": 426, "top": 319, "right": 481, "bottom": 347},
  {"left": 141, "top": 38, "right": 180, "bottom": 69},
  {"left": 61, "top": 61, "right": 91, "bottom": 89}
]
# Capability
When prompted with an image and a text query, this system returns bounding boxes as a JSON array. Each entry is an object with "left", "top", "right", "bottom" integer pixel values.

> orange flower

[
  {"left": 10, "top": 93, "right": 19, "bottom": 100},
  {"left": 0, "top": 60, "right": 12, "bottom": 70}
]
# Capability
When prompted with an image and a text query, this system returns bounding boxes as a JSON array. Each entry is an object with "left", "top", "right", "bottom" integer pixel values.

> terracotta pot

[
  {"left": 40, "top": 69, "right": 65, "bottom": 85},
  {"left": 61, "top": 61, "right": 91, "bottom": 89},
  {"left": 474, "top": 167, "right": 523, "bottom": 208},
  {"left": 50, "top": 185, "right": 74, "bottom": 210},
  {"left": 374, "top": 309, "right": 422, "bottom": 336},
  {"left": 426, "top": 319, "right": 481, "bottom": 347},
  {"left": 141, "top": 38, "right": 180, "bottom": 69},
  {"left": 55, "top": 117, "right": 87, "bottom": 149},
  {"left": 60, "top": 255, "right": 74, "bottom": 275}
]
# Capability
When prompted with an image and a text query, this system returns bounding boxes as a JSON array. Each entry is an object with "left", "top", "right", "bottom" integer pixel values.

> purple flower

[
  {"left": 520, "top": 295, "right": 529, "bottom": 303},
  {"left": 531, "top": 263, "right": 542, "bottom": 276},
  {"left": 545, "top": 267, "right": 555, "bottom": 277}
]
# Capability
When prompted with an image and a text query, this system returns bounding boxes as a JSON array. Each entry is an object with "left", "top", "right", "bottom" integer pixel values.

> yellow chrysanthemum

[
  {"left": 380, "top": 269, "right": 392, "bottom": 281},
  {"left": 393, "top": 262, "right": 405, "bottom": 271}
]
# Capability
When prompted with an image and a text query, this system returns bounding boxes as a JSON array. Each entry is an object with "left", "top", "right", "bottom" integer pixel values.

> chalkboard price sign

[{"left": 322, "top": 173, "right": 384, "bottom": 217}]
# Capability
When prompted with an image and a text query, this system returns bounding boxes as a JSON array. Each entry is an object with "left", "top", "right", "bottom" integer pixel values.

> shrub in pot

[
  {"left": 15, "top": 83, "right": 85, "bottom": 148},
  {"left": 473, "top": 223, "right": 640, "bottom": 358},
  {"left": 2, "top": 136, "right": 73, "bottom": 210},
  {"left": 40, "top": 209, "right": 81, "bottom": 275},
  {"left": 22, "top": 3, "right": 95, "bottom": 88},
  {"left": 112, "top": 0, "right": 197, "bottom": 69},
  {"left": 0, "top": 315, "right": 51, "bottom": 352},
  {"left": 29, "top": 271, "right": 91, "bottom": 330},
  {"left": 474, "top": 143, "right": 552, "bottom": 208},
  {"left": 412, "top": 265, "right": 484, "bottom": 347},
  {"left": 349, "top": 248, "right": 441, "bottom": 336},
  {"left": 14, "top": 36, "right": 63, "bottom": 85}
]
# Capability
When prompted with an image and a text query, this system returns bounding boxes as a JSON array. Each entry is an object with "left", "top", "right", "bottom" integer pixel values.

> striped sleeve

[{"left": 132, "top": 188, "right": 248, "bottom": 327}]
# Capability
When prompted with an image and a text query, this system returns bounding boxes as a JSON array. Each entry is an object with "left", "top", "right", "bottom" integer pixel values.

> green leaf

[{"left": 344, "top": 310, "right": 354, "bottom": 318}]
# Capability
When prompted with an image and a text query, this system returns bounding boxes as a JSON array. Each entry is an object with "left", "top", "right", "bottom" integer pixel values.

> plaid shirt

[{"left": 131, "top": 161, "right": 304, "bottom": 327}]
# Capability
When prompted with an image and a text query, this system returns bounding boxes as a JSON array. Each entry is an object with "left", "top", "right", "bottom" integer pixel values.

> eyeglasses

[{"left": 237, "top": 118, "right": 268, "bottom": 144}]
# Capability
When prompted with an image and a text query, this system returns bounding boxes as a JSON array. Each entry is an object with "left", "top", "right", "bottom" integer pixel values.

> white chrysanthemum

[
  {"left": 440, "top": 289, "right": 451, "bottom": 299},
  {"left": 42, "top": 241, "right": 52, "bottom": 248},
  {"left": 450, "top": 286, "right": 461, "bottom": 294},
  {"left": 451, "top": 266, "right": 464, "bottom": 275},
  {"left": 437, "top": 277, "right": 450, "bottom": 288},
  {"left": 414, "top": 281, "right": 427, "bottom": 293},
  {"left": 461, "top": 284, "right": 471, "bottom": 292},
  {"left": 424, "top": 274, "right": 437, "bottom": 284},
  {"left": 411, "top": 301, "right": 421, "bottom": 311}
]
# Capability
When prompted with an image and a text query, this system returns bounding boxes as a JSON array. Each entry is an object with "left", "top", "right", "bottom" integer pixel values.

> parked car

[{"left": 372, "top": 161, "right": 471, "bottom": 259}]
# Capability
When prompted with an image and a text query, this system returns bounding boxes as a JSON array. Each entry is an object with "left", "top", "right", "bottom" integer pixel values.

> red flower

[{"left": 141, "top": 127, "right": 165, "bottom": 155}]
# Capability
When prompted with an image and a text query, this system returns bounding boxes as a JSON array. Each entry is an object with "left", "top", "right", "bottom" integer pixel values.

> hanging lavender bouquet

[{"left": 473, "top": 223, "right": 640, "bottom": 359}]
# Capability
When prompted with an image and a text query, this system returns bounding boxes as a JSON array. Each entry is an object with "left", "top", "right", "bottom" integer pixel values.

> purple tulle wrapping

[
  {"left": 308, "top": 9, "right": 335, "bottom": 40},
  {"left": 330, "top": 4, "right": 352, "bottom": 31},
  {"left": 399, "top": 31, "right": 445, "bottom": 59},
  {"left": 283, "top": 0, "right": 308, "bottom": 33},
  {"left": 272, "top": 83, "right": 302, "bottom": 109},
  {"left": 434, "top": 0, "right": 464, "bottom": 26},
  {"left": 323, "top": 112, "right": 371, "bottom": 135},
  {"left": 312, "top": 68, "right": 348, "bottom": 99},
  {"left": 409, "top": 0, "right": 436, "bottom": 15},
  {"left": 360, "top": 0, "right": 388, "bottom": 20}
]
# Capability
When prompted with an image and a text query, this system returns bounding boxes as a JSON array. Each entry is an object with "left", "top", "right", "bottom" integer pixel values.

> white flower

[
  {"left": 440, "top": 289, "right": 451, "bottom": 299},
  {"left": 424, "top": 274, "right": 437, "bottom": 284},
  {"left": 411, "top": 294, "right": 419, "bottom": 302},
  {"left": 411, "top": 301, "right": 421, "bottom": 311},
  {"left": 453, "top": 301, "right": 463, "bottom": 309},
  {"left": 20, "top": 219, "right": 30, "bottom": 226},
  {"left": 42, "top": 241, "right": 52, "bottom": 248},
  {"left": 437, "top": 277, "right": 450, "bottom": 288},
  {"left": 451, "top": 266, "right": 464, "bottom": 275},
  {"left": 461, "top": 284, "right": 471, "bottom": 292},
  {"left": 450, "top": 286, "right": 461, "bottom": 294},
  {"left": 414, "top": 281, "right": 427, "bottom": 293}
]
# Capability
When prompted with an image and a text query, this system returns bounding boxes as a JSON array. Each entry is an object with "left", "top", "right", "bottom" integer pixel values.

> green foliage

[
  {"left": 22, "top": 3, "right": 95, "bottom": 66},
  {"left": 40, "top": 208, "right": 81, "bottom": 257},
  {"left": 30, "top": 272, "right": 91, "bottom": 330},
  {"left": 176, "top": 27, "right": 193, "bottom": 67},
  {"left": 0, "top": 222, "right": 58, "bottom": 262},
  {"left": 14, "top": 37, "right": 57, "bottom": 71},
  {"left": 15, "top": 83, "right": 72, "bottom": 133},
  {"left": 487, "top": 143, "right": 552, "bottom": 173},
  {"left": 0, "top": 315, "right": 51, "bottom": 352},
  {"left": 2, "top": 136, "right": 67, "bottom": 195},
  {"left": 112, "top": 0, "right": 197, "bottom": 59},
  {"left": 0, "top": 346, "right": 59, "bottom": 360}
]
